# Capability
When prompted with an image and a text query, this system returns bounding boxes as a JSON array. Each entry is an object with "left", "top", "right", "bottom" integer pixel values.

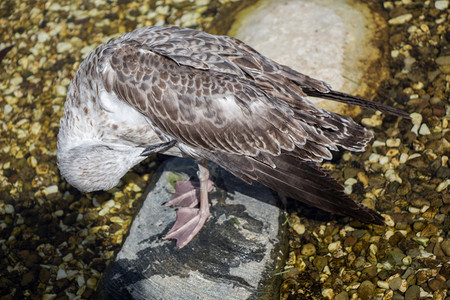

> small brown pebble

[
  {"left": 335, "top": 291, "right": 349, "bottom": 300},
  {"left": 428, "top": 278, "right": 444, "bottom": 291},
  {"left": 301, "top": 243, "right": 316, "bottom": 257},
  {"left": 344, "top": 236, "right": 357, "bottom": 247},
  {"left": 39, "top": 268, "right": 51, "bottom": 283},
  {"left": 440, "top": 240, "right": 450, "bottom": 256},
  {"left": 358, "top": 280, "right": 375, "bottom": 300},
  {"left": 405, "top": 285, "right": 420, "bottom": 300},
  {"left": 420, "top": 224, "right": 438, "bottom": 237},
  {"left": 21, "top": 271, "right": 35, "bottom": 287}
]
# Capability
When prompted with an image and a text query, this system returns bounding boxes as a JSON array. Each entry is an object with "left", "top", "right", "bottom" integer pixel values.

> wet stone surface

[{"left": 98, "top": 158, "right": 286, "bottom": 300}]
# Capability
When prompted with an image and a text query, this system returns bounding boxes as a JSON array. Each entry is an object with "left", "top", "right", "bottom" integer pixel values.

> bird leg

[{"left": 163, "top": 161, "right": 213, "bottom": 248}]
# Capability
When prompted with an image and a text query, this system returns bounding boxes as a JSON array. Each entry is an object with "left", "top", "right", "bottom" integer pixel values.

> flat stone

[
  {"left": 98, "top": 158, "right": 286, "bottom": 300},
  {"left": 229, "top": 0, "right": 388, "bottom": 115},
  {"left": 435, "top": 0, "right": 449, "bottom": 10}
]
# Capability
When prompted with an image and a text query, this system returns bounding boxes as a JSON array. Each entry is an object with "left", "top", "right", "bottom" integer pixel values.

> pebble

[
  {"left": 385, "top": 169, "right": 402, "bottom": 183},
  {"left": 86, "top": 277, "right": 98, "bottom": 289},
  {"left": 56, "top": 268, "right": 67, "bottom": 280},
  {"left": 322, "top": 288, "right": 334, "bottom": 299},
  {"left": 389, "top": 276, "right": 402, "bottom": 290},
  {"left": 43, "top": 185, "right": 59, "bottom": 195},
  {"left": 292, "top": 223, "right": 305, "bottom": 235},
  {"left": 335, "top": 291, "right": 349, "bottom": 300},
  {"left": 359, "top": 280, "right": 376, "bottom": 299},
  {"left": 21, "top": 271, "right": 35, "bottom": 286},
  {"left": 5, "top": 204, "right": 14, "bottom": 214},
  {"left": 56, "top": 42, "right": 72, "bottom": 53},
  {"left": 361, "top": 115, "right": 382, "bottom": 127},
  {"left": 301, "top": 243, "right": 316, "bottom": 256},
  {"left": 388, "top": 14, "right": 412, "bottom": 25},
  {"left": 405, "top": 285, "right": 420, "bottom": 300},
  {"left": 56, "top": 85, "right": 67, "bottom": 97},
  {"left": 435, "top": 55, "right": 450, "bottom": 66},
  {"left": 4, "top": 104, "right": 13, "bottom": 115},
  {"left": 386, "top": 138, "right": 401, "bottom": 147},
  {"left": 435, "top": 0, "right": 449, "bottom": 10},
  {"left": 37, "top": 32, "right": 51, "bottom": 43},
  {"left": 410, "top": 113, "right": 422, "bottom": 125},
  {"left": 419, "top": 123, "right": 431, "bottom": 135},
  {"left": 441, "top": 240, "right": 450, "bottom": 256},
  {"left": 328, "top": 241, "right": 341, "bottom": 252},
  {"left": 436, "top": 179, "right": 449, "bottom": 192},
  {"left": 377, "top": 280, "right": 390, "bottom": 289}
]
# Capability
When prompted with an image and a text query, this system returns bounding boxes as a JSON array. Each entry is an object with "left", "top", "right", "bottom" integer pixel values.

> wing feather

[{"left": 98, "top": 26, "right": 406, "bottom": 165}]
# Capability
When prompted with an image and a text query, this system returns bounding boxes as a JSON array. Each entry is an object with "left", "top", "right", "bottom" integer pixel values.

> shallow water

[{"left": 0, "top": 0, "right": 448, "bottom": 299}]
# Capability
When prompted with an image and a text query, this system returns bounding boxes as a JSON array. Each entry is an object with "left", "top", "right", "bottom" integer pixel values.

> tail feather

[
  {"left": 305, "top": 89, "right": 411, "bottom": 119},
  {"left": 201, "top": 150, "right": 385, "bottom": 225}
]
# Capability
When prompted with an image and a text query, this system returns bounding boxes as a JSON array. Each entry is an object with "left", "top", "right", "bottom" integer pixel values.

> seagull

[{"left": 57, "top": 26, "right": 409, "bottom": 248}]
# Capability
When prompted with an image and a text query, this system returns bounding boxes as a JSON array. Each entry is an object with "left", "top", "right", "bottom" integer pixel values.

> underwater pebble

[
  {"left": 5, "top": 204, "right": 15, "bottom": 214},
  {"left": 372, "top": 140, "right": 385, "bottom": 147},
  {"left": 385, "top": 169, "right": 402, "bottom": 183},
  {"left": 86, "top": 277, "right": 97, "bottom": 289},
  {"left": 377, "top": 280, "right": 390, "bottom": 289},
  {"left": 43, "top": 185, "right": 58, "bottom": 195},
  {"left": 4, "top": 104, "right": 13, "bottom": 115},
  {"left": 386, "top": 138, "right": 400, "bottom": 147},
  {"left": 301, "top": 243, "right": 316, "bottom": 256},
  {"left": 56, "top": 269, "right": 67, "bottom": 280},
  {"left": 436, "top": 55, "right": 450, "bottom": 66},
  {"left": 399, "top": 153, "right": 409, "bottom": 164},
  {"left": 435, "top": 0, "right": 449, "bottom": 10},
  {"left": 361, "top": 115, "right": 382, "bottom": 127},
  {"left": 57, "top": 42, "right": 72, "bottom": 53},
  {"left": 388, "top": 276, "right": 402, "bottom": 290},
  {"left": 388, "top": 14, "right": 412, "bottom": 25},
  {"left": 56, "top": 85, "right": 67, "bottom": 97},
  {"left": 441, "top": 240, "right": 450, "bottom": 256},
  {"left": 292, "top": 223, "right": 305, "bottom": 235},
  {"left": 436, "top": 180, "right": 449, "bottom": 192},
  {"left": 322, "top": 288, "right": 334, "bottom": 299},
  {"left": 410, "top": 112, "right": 422, "bottom": 125},
  {"left": 37, "top": 32, "right": 51, "bottom": 43},
  {"left": 419, "top": 123, "right": 430, "bottom": 135},
  {"left": 328, "top": 241, "right": 341, "bottom": 252}
]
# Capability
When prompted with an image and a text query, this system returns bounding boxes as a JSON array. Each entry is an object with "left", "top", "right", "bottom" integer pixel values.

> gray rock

[
  {"left": 404, "top": 285, "right": 420, "bottom": 300},
  {"left": 389, "top": 276, "right": 402, "bottom": 290},
  {"left": 98, "top": 158, "right": 286, "bottom": 300}
]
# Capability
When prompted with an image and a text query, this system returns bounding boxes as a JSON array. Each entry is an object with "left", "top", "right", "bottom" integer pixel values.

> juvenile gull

[{"left": 57, "top": 26, "right": 409, "bottom": 248}]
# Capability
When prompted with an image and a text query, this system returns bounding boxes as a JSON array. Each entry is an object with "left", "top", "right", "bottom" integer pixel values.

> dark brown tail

[
  {"left": 306, "top": 89, "right": 411, "bottom": 119},
  {"left": 201, "top": 150, "right": 385, "bottom": 225}
]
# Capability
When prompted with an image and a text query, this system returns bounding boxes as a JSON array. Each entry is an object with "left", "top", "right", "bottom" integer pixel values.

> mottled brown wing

[
  {"left": 115, "top": 27, "right": 409, "bottom": 119},
  {"left": 101, "top": 40, "right": 348, "bottom": 161}
]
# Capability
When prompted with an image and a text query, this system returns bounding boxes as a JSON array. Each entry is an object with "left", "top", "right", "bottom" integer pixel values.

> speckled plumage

[{"left": 58, "top": 26, "right": 409, "bottom": 236}]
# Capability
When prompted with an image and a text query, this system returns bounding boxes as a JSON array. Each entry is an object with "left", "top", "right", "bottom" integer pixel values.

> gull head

[{"left": 57, "top": 141, "right": 146, "bottom": 193}]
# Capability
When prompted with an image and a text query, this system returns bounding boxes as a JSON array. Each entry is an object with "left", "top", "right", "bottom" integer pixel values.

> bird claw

[{"left": 163, "top": 206, "right": 210, "bottom": 248}]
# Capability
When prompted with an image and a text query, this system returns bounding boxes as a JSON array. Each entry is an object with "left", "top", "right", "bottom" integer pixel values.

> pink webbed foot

[
  {"left": 164, "top": 163, "right": 213, "bottom": 248},
  {"left": 163, "top": 206, "right": 210, "bottom": 248},
  {"left": 166, "top": 180, "right": 213, "bottom": 208}
]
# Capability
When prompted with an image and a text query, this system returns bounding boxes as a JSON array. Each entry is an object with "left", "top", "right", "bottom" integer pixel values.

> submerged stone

[{"left": 229, "top": 0, "right": 389, "bottom": 115}]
